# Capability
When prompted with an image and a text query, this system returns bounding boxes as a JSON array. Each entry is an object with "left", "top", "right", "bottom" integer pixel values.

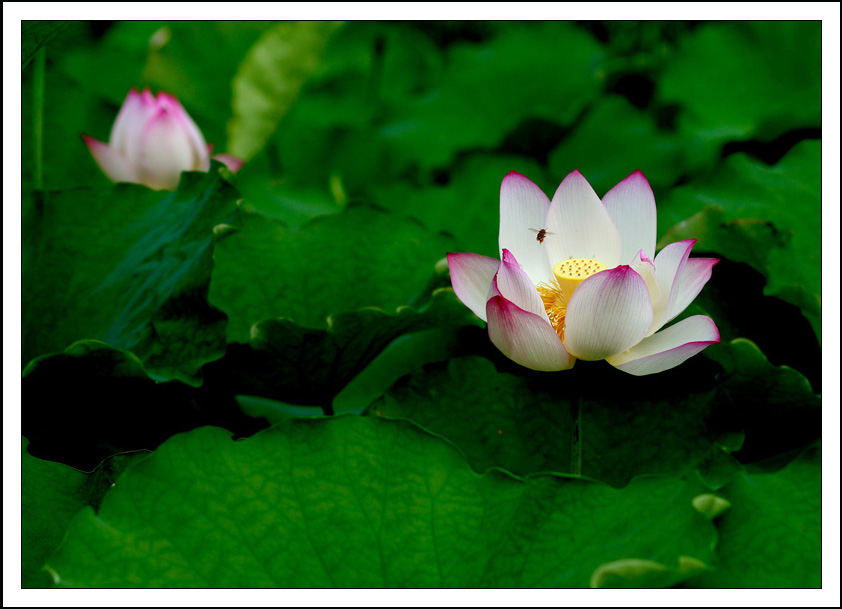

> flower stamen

[
  {"left": 537, "top": 258, "right": 607, "bottom": 340},
  {"left": 537, "top": 279, "right": 568, "bottom": 341}
]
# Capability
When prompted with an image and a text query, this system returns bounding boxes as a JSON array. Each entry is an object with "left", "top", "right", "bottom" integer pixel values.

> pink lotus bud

[{"left": 84, "top": 88, "right": 242, "bottom": 190}]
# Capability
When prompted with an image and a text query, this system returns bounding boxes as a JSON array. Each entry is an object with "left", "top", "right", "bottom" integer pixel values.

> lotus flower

[
  {"left": 84, "top": 88, "right": 243, "bottom": 190},
  {"left": 447, "top": 170, "right": 720, "bottom": 376}
]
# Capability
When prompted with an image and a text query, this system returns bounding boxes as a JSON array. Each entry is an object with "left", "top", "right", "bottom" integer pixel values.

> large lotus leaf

[
  {"left": 547, "top": 95, "right": 685, "bottom": 195},
  {"left": 369, "top": 154, "right": 548, "bottom": 259},
  {"left": 266, "top": 21, "right": 444, "bottom": 137},
  {"left": 707, "top": 339, "right": 821, "bottom": 465},
  {"left": 227, "top": 21, "right": 342, "bottom": 162},
  {"left": 47, "top": 417, "right": 717, "bottom": 588},
  {"left": 673, "top": 256, "right": 820, "bottom": 393},
  {"left": 307, "top": 22, "right": 444, "bottom": 120},
  {"left": 274, "top": 119, "right": 399, "bottom": 199},
  {"left": 379, "top": 22, "right": 604, "bottom": 170},
  {"left": 22, "top": 437, "right": 93, "bottom": 588},
  {"left": 658, "top": 141, "right": 821, "bottom": 341},
  {"left": 21, "top": 437, "right": 146, "bottom": 587},
  {"left": 262, "top": 23, "right": 443, "bottom": 195},
  {"left": 21, "top": 341, "right": 227, "bottom": 471},
  {"left": 690, "top": 445, "right": 820, "bottom": 588},
  {"left": 209, "top": 205, "right": 454, "bottom": 341},
  {"left": 22, "top": 183, "right": 158, "bottom": 354},
  {"left": 231, "top": 160, "right": 346, "bottom": 229},
  {"left": 371, "top": 355, "right": 727, "bottom": 487},
  {"left": 658, "top": 22, "right": 820, "bottom": 155},
  {"left": 22, "top": 170, "right": 238, "bottom": 384},
  {"left": 200, "top": 289, "right": 479, "bottom": 412}
]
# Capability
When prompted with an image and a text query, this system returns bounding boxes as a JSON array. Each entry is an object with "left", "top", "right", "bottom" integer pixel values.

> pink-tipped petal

[
  {"left": 486, "top": 295, "right": 573, "bottom": 371},
  {"left": 501, "top": 249, "right": 520, "bottom": 268},
  {"left": 498, "top": 171, "right": 553, "bottom": 284},
  {"left": 110, "top": 90, "right": 161, "bottom": 167},
  {"left": 212, "top": 153, "right": 244, "bottom": 173},
  {"left": 136, "top": 107, "right": 199, "bottom": 190},
  {"left": 83, "top": 135, "right": 138, "bottom": 183},
  {"left": 447, "top": 253, "right": 499, "bottom": 322},
  {"left": 109, "top": 89, "right": 145, "bottom": 154},
  {"left": 495, "top": 249, "right": 547, "bottom": 318},
  {"left": 651, "top": 239, "right": 696, "bottom": 332},
  {"left": 602, "top": 170, "right": 657, "bottom": 264},
  {"left": 140, "top": 88, "right": 156, "bottom": 105},
  {"left": 563, "top": 265, "right": 653, "bottom": 361},
  {"left": 630, "top": 250, "right": 661, "bottom": 333},
  {"left": 158, "top": 92, "right": 210, "bottom": 168},
  {"left": 546, "top": 170, "right": 622, "bottom": 269},
  {"left": 607, "top": 315, "right": 720, "bottom": 376},
  {"left": 667, "top": 258, "right": 718, "bottom": 322}
]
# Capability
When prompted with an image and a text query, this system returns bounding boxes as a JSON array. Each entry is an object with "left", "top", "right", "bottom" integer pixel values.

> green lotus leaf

[
  {"left": 23, "top": 170, "right": 238, "bottom": 384},
  {"left": 690, "top": 444, "right": 820, "bottom": 588},
  {"left": 47, "top": 416, "right": 716, "bottom": 588},
  {"left": 370, "top": 354, "right": 723, "bottom": 487},
  {"left": 379, "top": 22, "right": 604, "bottom": 170},
  {"left": 548, "top": 95, "right": 684, "bottom": 196},
  {"left": 22, "top": 437, "right": 93, "bottom": 588},
  {"left": 369, "top": 154, "right": 548, "bottom": 259},
  {"left": 22, "top": 437, "right": 145, "bottom": 587},
  {"left": 659, "top": 22, "right": 819, "bottom": 156},
  {"left": 209, "top": 204, "right": 454, "bottom": 341},
  {"left": 659, "top": 141, "right": 821, "bottom": 341}
]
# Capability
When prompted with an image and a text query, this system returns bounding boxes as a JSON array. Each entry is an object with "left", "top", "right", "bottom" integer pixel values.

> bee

[{"left": 528, "top": 228, "right": 554, "bottom": 244}]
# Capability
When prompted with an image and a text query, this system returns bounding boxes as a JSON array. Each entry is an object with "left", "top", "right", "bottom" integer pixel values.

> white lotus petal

[
  {"left": 447, "top": 252, "right": 499, "bottom": 322},
  {"left": 136, "top": 107, "right": 197, "bottom": 190},
  {"left": 607, "top": 315, "right": 720, "bottom": 376},
  {"left": 486, "top": 295, "right": 573, "bottom": 371},
  {"left": 109, "top": 89, "right": 145, "bottom": 154},
  {"left": 494, "top": 249, "right": 547, "bottom": 318},
  {"left": 545, "top": 170, "right": 622, "bottom": 268},
  {"left": 158, "top": 92, "right": 210, "bottom": 170},
  {"left": 603, "top": 170, "right": 657, "bottom": 264},
  {"left": 83, "top": 136, "right": 138, "bottom": 183},
  {"left": 563, "top": 265, "right": 653, "bottom": 360},
  {"left": 630, "top": 249, "right": 660, "bottom": 319},
  {"left": 498, "top": 171, "right": 553, "bottom": 284},
  {"left": 668, "top": 258, "right": 719, "bottom": 322},
  {"left": 651, "top": 239, "right": 696, "bottom": 332}
]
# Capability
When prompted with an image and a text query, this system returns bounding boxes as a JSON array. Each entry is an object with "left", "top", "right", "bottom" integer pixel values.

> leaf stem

[{"left": 570, "top": 389, "right": 583, "bottom": 477}]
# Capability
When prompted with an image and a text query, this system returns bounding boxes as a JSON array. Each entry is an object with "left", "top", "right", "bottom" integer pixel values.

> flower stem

[
  {"left": 33, "top": 45, "right": 46, "bottom": 192},
  {"left": 570, "top": 390, "right": 583, "bottom": 477}
]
